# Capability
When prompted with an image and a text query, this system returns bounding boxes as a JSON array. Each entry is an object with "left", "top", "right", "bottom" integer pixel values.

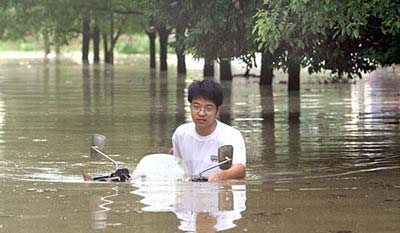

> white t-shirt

[{"left": 172, "top": 120, "right": 246, "bottom": 177}]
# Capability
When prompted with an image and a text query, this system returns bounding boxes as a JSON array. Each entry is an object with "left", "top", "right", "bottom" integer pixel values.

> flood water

[{"left": 0, "top": 56, "right": 399, "bottom": 233}]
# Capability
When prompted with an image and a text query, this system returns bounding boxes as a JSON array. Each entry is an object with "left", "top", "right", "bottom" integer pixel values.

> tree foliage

[
  {"left": 0, "top": 0, "right": 399, "bottom": 82},
  {"left": 183, "top": 0, "right": 258, "bottom": 64},
  {"left": 254, "top": 0, "right": 400, "bottom": 78}
]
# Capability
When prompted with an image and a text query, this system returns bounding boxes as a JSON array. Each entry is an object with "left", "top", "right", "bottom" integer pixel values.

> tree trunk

[
  {"left": 55, "top": 43, "right": 60, "bottom": 55},
  {"left": 103, "top": 33, "right": 111, "bottom": 63},
  {"left": 54, "top": 33, "right": 61, "bottom": 57},
  {"left": 92, "top": 24, "right": 100, "bottom": 64},
  {"left": 177, "top": 53, "right": 186, "bottom": 74},
  {"left": 102, "top": 13, "right": 116, "bottom": 64},
  {"left": 288, "top": 57, "right": 300, "bottom": 91},
  {"left": 219, "top": 59, "right": 232, "bottom": 80},
  {"left": 175, "top": 22, "right": 186, "bottom": 74},
  {"left": 108, "top": 13, "right": 114, "bottom": 64},
  {"left": 157, "top": 25, "right": 171, "bottom": 71},
  {"left": 82, "top": 17, "right": 90, "bottom": 64},
  {"left": 203, "top": 59, "right": 215, "bottom": 77},
  {"left": 43, "top": 32, "right": 50, "bottom": 57},
  {"left": 146, "top": 28, "right": 156, "bottom": 69},
  {"left": 260, "top": 52, "right": 273, "bottom": 85}
]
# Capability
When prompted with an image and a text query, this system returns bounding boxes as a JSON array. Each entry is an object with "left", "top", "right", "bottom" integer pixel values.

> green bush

[
  {"left": 116, "top": 34, "right": 151, "bottom": 54},
  {"left": 20, "top": 42, "right": 36, "bottom": 51},
  {"left": 115, "top": 34, "right": 178, "bottom": 54}
]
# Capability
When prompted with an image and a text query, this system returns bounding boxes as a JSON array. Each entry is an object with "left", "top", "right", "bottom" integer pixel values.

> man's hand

[
  {"left": 207, "top": 164, "right": 246, "bottom": 182},
  {"left": 167, "top": 147, "right": 173, "bottom": 155},
  {"left": 207, "top": 173, "right": 221, "bottom": 182},
  {"left": 82, "top": 171, "right": 92, "bottom": 181}
]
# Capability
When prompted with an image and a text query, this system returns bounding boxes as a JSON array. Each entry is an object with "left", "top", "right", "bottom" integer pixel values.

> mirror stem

[
  {"left": 91, "top": 146, "right": 119, "bottom": 170},
  {"left": 199, "top": 157, "right": 232, "bottom": 177}
]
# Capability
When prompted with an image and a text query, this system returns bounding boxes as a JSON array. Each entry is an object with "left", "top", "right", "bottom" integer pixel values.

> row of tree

[{"left": 1, "top": 0, "right": 399, "bottom": 91}]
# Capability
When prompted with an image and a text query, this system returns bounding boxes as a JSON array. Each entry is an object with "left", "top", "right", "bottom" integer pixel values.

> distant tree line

[{"left": 0, "top": 0, "right": 399, "bottom": 91}]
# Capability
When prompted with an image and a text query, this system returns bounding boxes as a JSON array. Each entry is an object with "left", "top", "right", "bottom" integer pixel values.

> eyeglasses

[{"left": 190, "top": 103, "right": 216, "bottom": 113}]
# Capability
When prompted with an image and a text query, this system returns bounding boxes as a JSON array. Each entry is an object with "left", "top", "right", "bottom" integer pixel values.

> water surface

[{"left": 0, "top": 57, "right": 399, "bottom": 232}]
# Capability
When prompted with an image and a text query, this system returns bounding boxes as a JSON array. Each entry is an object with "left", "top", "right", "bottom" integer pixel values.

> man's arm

[
  {"left": 207, "top": 164, "right": 246, "bottom": 182},
  {"left": 167, "top": 147, "right": 173, "bottom": 155}
]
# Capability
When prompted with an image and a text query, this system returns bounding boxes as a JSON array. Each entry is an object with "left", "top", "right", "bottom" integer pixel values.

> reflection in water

[
  {"left": 82, "top": 64, "right": 91, "bottom": 118},
  {"left": 148, "top": 70, "right": 171, "bottom": 149},
  {"left": 175, "top": 74, "right": 187, "bottom": 126},
  {"left": 288, "top": 92, "right": 301, "bottom": 167},
  {"left": 220, "top": 81, "right": 233, "bottom": 125},
  {"left": 132, "top": 181, "right": 246, "bottom": 232},
  {"left": 0, "top": 50, "right": 7, "bottom": 144},
  {"left": 90, "top": 186, "right": 120, "bottom": 230},
  {"left": 174, "top": 183, "right": 246, "bottom": 232},
  {"left": 159, "top": 71, "right": 169, "bottom": 147},
  {"left": 260, "top": 86, "right": 276, "bottom": 165},
  {"left": 0, "top": 97, "right": 4, "bottom": 156},
  {"left": 148, "top": 70, "right": 157, "bottom": 149},
  {"left": 82, "top": 64, "right": 116, "bottom": 126}
]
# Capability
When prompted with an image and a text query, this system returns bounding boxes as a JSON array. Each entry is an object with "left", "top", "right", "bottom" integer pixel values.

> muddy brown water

[{"left": 0, "top": 57, "right": 399, "bottom": 232}]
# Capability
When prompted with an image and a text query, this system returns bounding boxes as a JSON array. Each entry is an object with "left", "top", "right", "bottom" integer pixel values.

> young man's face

[{"left": 190, "top": 97, "right": 219, "bottom": 135}]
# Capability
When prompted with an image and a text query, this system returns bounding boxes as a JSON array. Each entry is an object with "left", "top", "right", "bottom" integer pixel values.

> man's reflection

[{"left": 132, "top": 181, "right": 246, "bottom": 232}]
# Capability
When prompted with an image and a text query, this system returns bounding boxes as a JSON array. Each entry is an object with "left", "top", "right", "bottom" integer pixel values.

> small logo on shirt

[{"left": 210, "top": 155, "right": 218, "bottom": 162}]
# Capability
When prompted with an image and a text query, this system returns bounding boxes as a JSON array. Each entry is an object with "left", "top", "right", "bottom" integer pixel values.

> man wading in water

[
  {"left": 170, "top": 79, "right": 246, "bottom": 181},
  {"left": 83, "top": 79, "right": 246, "bottom": 182}
]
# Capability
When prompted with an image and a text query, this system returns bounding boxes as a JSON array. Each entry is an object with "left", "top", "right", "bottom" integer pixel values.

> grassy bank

[{"left": 0, "top": 33, "right": 175, "bottom": 54}]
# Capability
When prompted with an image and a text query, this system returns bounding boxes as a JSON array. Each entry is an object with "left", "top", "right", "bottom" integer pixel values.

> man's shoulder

[
  {"left": 175, "top": 122, "right": 195, "bottom": 134},
  {"left": 217, "top": 121, "right": 241, "bottom": 135}
]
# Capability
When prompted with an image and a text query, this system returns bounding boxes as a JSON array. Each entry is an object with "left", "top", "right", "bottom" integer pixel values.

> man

[{"left": 171, "top": 79, "right": 246, "bottom": 181}]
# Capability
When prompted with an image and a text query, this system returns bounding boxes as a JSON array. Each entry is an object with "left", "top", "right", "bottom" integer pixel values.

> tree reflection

[
  {"left": 260, "top": 86, "right": 276, "bottom": 165},
  {"left": 288, "top": 91, "right": 301, "bottom": 166},
  {"left": 175, "top": 74, "right": 186, "bottom": 127},
  {"left": 220, "top": 80, "right": 232, "bottom": 125},
  {"left": 82, "top": 64, "right": 91, "bottom": 116},
  {"left": 148, "top": 69, "right": 157, "bottom": 149},
  {"left": 159, "top": 71, "right": 168, "bottom": 147}
]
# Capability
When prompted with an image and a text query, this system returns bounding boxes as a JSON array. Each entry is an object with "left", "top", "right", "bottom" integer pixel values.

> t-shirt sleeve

[
  {"left": 232, "top": 130, "right": 246, "bottom": 166},
  {"left": 172, "top": 129, "right": 182, "bottom": 159}
]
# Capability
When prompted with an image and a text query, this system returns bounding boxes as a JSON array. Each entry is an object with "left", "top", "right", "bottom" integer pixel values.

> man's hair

[{"left": 188, "top": 79, "right": 223, "bottom": 107}]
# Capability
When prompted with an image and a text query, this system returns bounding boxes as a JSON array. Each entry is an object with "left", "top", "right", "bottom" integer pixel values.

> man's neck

[{"left": 195, "top": 120, "right": 218, "bottom": 136}]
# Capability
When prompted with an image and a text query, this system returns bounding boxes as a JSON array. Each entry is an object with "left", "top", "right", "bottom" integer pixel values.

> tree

[
  {"left": 143, "top": 0, "right": 173, "bottom": 71},
  {"left": 145, "top": 26, "right": 157, "bottom": 69},
  {"left": 184, "top": 0, "right": 258, "bottom": 80},
  {"left": 77, "top": 0, "right": 144, "bottom": 64},
  {"left": 168, "top": 1, "right": 190, "bottom": 74},
  {"left": 254, "top": 0, "right": 400, "bottom": 90},
  {"left": 301, "top": 0, "right": 400, "bottom": 78},
  {"left": 0, "top": 1, "right": 81, "bottom": 55},
  {"left": 254, "top": 0, "right": 314, "bottom": 91}
]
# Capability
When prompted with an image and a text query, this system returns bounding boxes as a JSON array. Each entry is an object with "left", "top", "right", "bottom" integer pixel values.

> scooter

[
  {"left": 89, "top": 134, "right": 130, "bottom": 182},
  {"left": 87, "top": 134, "right": 233, "bottom": 182}
]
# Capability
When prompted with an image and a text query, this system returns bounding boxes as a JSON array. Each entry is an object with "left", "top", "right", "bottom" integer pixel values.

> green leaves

[
  {"left": 253, "top": 0, "right": 400, "bottom": 77},
  {"left": 182, "top": 0, "right": 259, "bottom": 61}
]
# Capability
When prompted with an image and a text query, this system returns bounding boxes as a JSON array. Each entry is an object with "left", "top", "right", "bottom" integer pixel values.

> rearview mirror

[
  {"left": 218, "top": 145, "right": 233, "bottom": 170},
  {"left": 90, "top": 134, "right": 107, "bottom": 159}
]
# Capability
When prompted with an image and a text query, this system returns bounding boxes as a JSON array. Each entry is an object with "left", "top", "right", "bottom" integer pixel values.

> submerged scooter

[
  {"left": 87, "top": 134, "right": 233, "bottom": 182},
  {"left": 89, "top": 134, "right": 131, "bottom": 182}
]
